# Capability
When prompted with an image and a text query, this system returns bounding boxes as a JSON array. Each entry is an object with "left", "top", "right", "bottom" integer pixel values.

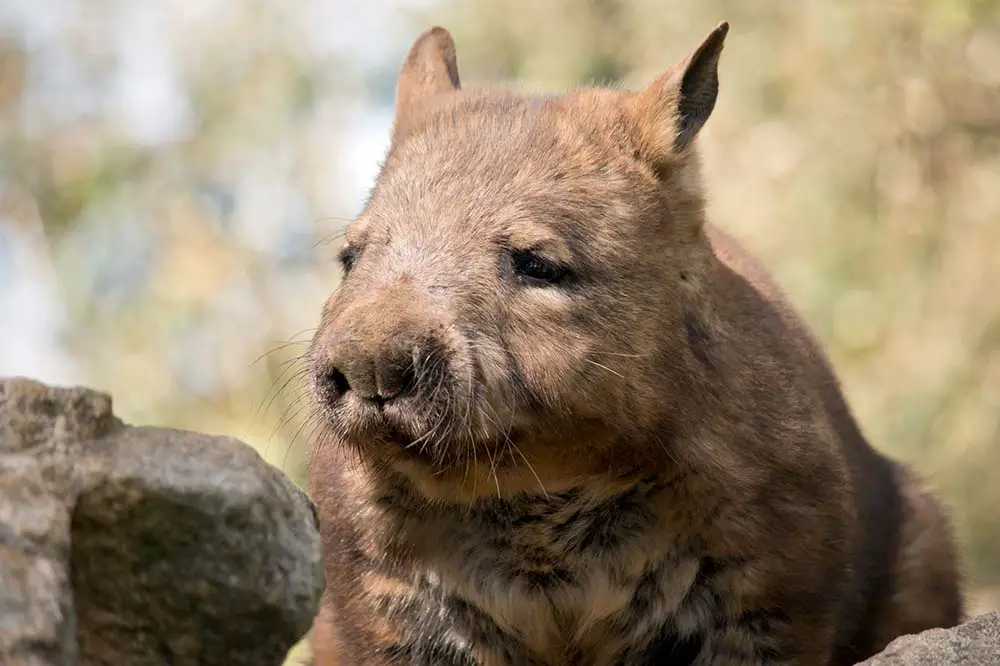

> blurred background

[{"left": 1, "top": 0, "right": 998, "bottom": 661}]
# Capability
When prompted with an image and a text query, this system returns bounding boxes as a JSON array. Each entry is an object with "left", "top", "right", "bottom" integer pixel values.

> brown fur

[{"left": 305, "top": 23, "right": 963, "bottom": 666}]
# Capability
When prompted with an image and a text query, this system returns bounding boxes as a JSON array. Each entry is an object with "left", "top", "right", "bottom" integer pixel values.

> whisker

[
  {"left": 282, "top": 407, "right": 321, "bottom": 474},
  {"left": 251, "top": 360, "right": 309, "bottom": 435},
  {"left": 312, "top": 227, "right": 350, "bottom": 250},
  {"left": 585, "top": 358, "right": 624, "bottom": 379},
  {"left": 314, "top": 215, "right": 355, "bottom": 225},
  {"left": 511, "top": 442, "right": 548, "bottom": 499},
  {"left": 482, "top": 440, "right": 502, "bottom": 499},
  {"left": 248, "top": 340, "right": 310, "bottom": 367},
  {"left": 261, "top": 398, "right": 311, "bottom": 470},
  {"left": 255, "top": 363, "right": 310, "bottom": 452},
  {"left": 461, "top": 367, "right": 477, "bottom": 491}
]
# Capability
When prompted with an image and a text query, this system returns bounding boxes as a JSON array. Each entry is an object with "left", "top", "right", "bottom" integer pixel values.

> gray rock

[
  {"left": 858, "top": 611, "right": 1000, "bottom": 665},
  {"left": 0, "top": 377, "right": 324, "bottom": 666}
]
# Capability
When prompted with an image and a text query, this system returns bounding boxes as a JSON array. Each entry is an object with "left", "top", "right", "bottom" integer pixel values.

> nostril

[
  {"left": 397, "top": 364, "right": 416, "bottom": 396},
  {"left": 374, "top": 360, "right": 416, "bottom": 403},
  {"left": 326, "top": 366, "right": 351, "bottom": 396}
]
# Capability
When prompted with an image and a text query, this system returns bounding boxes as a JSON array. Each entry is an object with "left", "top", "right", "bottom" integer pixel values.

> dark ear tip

[
  {"left": 422, "top": 25, "right": 455, "bottom": 47},
  {"left": 403, "top": 25, "right": 459, "bottom": 79},
  {"left": 706, "top": 21, "right": 730, "bottom": 50},
  {"left": 404, "top": 26, "right": 457, "bottom": 63},
  {"left": 688, "top": 21, "right": 728, "bottom": 64}
]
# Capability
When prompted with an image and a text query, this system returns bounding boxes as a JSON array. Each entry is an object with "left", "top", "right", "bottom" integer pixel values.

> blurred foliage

[{"left": 1, "top": 0, "right": 998, "bottom": 661}]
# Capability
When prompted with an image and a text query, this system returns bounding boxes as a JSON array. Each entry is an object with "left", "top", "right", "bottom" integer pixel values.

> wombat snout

[
  {"left": 313, "top": 288, "right": 452, "bottom": 411},
  {"left": 318, "top": 330, "right": 422, "bottom": 406}
]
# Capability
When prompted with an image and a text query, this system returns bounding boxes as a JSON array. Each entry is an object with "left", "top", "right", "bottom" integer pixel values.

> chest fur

[{"left": 368, "top": 486, "right": 720, "bottom": 665}]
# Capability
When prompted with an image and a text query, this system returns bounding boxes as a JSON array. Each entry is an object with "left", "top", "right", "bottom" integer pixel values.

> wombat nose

[
  {"left": 321, "top": 341, "right": 417, "bottom": 405},
  {"left": 369, "top": 354, "right": 417, "bottom": 403}
]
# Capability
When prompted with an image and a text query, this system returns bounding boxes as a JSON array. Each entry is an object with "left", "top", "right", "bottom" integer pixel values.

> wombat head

[{"left": 309, "top": 23, "right": 729, "bottom": 500}]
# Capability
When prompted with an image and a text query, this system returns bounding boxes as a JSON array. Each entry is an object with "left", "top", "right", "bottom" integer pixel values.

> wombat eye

[
  {"left": 338, "top": 245, "right": 358, "bottom": 275},
  {"left": 510, "top": 249, "right": 569, "bottom": 286}
]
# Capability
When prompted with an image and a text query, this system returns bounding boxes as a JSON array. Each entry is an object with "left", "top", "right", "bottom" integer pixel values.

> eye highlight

[
  {"left": 510, "top": 249, "right": 570, "bottom": 286},
  {"left": 338, "top": 245, "right": 358, "bottom": 275}
]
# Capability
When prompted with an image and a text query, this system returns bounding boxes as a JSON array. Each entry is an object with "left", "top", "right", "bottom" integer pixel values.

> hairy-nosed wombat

[{"left": 306, "top": 23, "right": 963, "bottom": 666}]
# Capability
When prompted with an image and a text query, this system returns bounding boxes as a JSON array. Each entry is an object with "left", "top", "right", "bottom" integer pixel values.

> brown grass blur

[{"left": 1, "top": 1, "right": 997, "bottom": 662}]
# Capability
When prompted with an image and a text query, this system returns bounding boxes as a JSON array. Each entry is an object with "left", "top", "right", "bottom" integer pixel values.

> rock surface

[
  {"left": 857, "top": 611, "right": 1000, "bottom": 665},
  {"left": 0, "top": 376, "right": 324, "bottom": 666}
]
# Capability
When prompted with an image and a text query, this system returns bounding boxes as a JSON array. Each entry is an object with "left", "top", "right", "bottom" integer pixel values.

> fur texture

[{"left": 305, "top": 23, "right": 963, "bottom": 666}]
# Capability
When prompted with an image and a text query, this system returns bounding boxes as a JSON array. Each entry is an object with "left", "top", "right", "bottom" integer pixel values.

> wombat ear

[
  {"left": 392, "top": 26, "right": 462, "bottom": 142},
  {"left": 633, "top": 21, "right": 728, "bottom": 162}
]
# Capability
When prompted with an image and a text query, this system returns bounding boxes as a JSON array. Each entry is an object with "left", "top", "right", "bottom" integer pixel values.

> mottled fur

[{"left": 305, "top": 23, "right": 963, "bottom": 666}]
